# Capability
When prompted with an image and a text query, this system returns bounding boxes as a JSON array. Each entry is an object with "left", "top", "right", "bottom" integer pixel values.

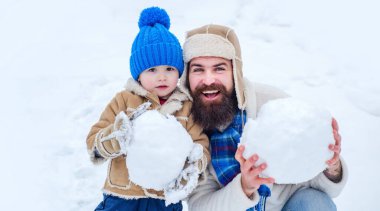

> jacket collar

[{"left": 125, "top": 78, "right": 189, "bottom": 115}]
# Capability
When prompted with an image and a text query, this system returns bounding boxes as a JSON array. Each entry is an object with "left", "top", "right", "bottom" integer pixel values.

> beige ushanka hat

[{"left": 179, "top": 24, "right": 247, "bottom": 110}]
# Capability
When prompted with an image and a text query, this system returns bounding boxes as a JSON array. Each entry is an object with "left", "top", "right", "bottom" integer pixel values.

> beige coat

[{"left": 86, "top": 78, "right": 210, "bottom": 200}]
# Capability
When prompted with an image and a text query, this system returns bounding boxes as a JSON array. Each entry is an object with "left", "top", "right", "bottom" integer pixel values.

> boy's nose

[{"left": 157, "top": 73, "right": 166, "bottom": 81}]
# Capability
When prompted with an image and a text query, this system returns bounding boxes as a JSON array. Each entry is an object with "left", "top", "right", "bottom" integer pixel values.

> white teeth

[{"left": 202, "top": 90, "right": 218, "bottom": 94}]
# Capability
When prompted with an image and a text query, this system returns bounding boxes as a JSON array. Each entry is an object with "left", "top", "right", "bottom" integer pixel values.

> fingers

[
  {"left": 254, "top": 177, "right": 275, "bottom": 185},
  {"left": 235, "top": 147, "right": 274, "bottom": 189},
  {"left": 250, "top": 162, "right": 266, "bottom": 176},
  {"left": 328, "top": 138, "right": 341, "bottom": 166},
  {"left": 329, "top": 144, "right": 341, "bottom": 154},
  {"left": 333, "top": 128, "right": 341, "bottom": 144},
  {"left": 242, "top": 154, "right": 259, "bottom": 173},
  {"left": 247, "top": 164, "right": 275, "bottom": 190},
  {"left": 326, "top": 154, "right": 340, "bottom": 166},
  {"left": 238, "top": 151, "right": 265, "bottom": 176},
  {"left": 330, "top": 128, "right": 342, "bottom": 155},
  {"left": 235, "top": 145, "right": 246, "bottom": 166},
  {"left": 331, "top": 118, "right": 342, "bottom": 161},
  {"left": 332, "top": 117, "right": 339, "bottom": 131}
]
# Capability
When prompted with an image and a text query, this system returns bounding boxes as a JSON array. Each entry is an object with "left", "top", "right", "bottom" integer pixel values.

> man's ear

[{"left": 185, "top": 63, "right": 191, "bottom": 89}]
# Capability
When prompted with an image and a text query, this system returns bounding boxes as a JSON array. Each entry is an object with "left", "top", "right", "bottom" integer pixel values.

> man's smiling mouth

[{"left": 202, "top": 90, "right": 220, "bottom": 99}]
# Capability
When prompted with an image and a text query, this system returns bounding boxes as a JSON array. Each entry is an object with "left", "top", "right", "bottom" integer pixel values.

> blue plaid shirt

[{"left": 210, "top": 110, "right": 270, "bottom": 211}]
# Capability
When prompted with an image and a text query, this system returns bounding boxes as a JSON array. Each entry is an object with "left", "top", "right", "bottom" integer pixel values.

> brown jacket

[{"left": 86, "top": 78, "right": 210, "bottom": 200}]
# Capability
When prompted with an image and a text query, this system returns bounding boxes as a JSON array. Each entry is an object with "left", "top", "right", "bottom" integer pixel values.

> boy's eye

[
  {"left": 147, "top": 68, "right": 156, "bottom": 72},
  {"left": 166, "top": 67, "right": 175, "bottom": 71}
]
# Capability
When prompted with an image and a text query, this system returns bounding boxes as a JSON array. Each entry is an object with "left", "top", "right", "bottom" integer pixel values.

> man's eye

[
  {"left": 216, "top": 67, "right": 225, "bottom": 71},
  {"left": 192, "top": 68, "right": 203, "bottom": 73}
]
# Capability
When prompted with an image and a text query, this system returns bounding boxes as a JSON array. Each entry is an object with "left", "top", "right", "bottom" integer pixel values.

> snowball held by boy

[{"left": 127, "top": 110, "right": 193, "bottom": 189}]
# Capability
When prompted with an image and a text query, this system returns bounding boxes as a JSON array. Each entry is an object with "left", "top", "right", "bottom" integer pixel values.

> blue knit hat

[{"left": 130, "top": 7, "right": 184, "bottom": 80}]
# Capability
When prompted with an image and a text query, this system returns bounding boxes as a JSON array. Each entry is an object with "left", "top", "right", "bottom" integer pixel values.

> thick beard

[{"left": 191, "top": 83, "right": 238, "bottom": 131}]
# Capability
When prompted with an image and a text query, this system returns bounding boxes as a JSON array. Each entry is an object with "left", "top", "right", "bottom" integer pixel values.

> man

[{"left": 179, "top": 24, "right": 347, "bottom": 211}]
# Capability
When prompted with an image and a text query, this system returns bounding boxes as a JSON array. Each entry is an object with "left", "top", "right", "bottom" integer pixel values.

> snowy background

[{"left": 1, "top": 0, "right": 379, "bottom": 210}]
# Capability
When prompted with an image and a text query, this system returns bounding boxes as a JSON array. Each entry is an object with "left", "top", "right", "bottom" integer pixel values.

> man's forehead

[{"left": 189, "top": 56, "right": 232, "bottom": 66}]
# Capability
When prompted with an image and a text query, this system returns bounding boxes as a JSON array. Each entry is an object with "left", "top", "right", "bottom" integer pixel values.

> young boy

[{"left": 86, "top": 7, "right": 210, "bottom": 211}]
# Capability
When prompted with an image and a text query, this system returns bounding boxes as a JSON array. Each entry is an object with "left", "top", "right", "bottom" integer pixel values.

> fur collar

[
  {"left": 125, "top": 78, "right": 149, "bottom": 96},
  {"left": 124, "top": 78, "right": 189, "bottom": 115}
]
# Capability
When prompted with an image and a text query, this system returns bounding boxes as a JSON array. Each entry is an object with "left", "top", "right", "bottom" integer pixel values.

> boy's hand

[
  {"left": 235, "top": 145, "right": 275, "bottom": 198},
  {"left": 96, "top": 111, "right": 132, "bottom": 158},
  {"left": 102, "top": 124, "right": 122, "bottom": 151}
]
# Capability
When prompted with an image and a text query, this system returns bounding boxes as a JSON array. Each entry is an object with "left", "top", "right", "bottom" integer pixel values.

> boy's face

[{"left": 139, "top": 65, "right": 179, "bottom": 99}]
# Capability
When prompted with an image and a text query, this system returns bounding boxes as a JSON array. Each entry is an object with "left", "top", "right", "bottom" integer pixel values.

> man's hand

[
  {"left": 324, "top": 118, "right": 343, "bottom": 182},
  {"left": 235, "top": 145, "right": 275, "bottom": 198}
]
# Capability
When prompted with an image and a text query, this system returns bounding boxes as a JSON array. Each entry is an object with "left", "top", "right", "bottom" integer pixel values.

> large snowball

[
  {"left": 127, "top": 110, "right": 194, "bottom": 190},
  {"left": 241, "top": 98, "right": 334, "bottom": 184}
]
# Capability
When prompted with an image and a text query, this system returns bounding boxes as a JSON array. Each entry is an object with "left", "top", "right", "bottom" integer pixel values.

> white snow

[
  {"left": 1, "top": 0, "right": 379, "bottom": 210},
  {"left": 127, "top": 110, "right": 203, "bottom": 205},
  {"left": 127, "top": 110, "right": 194, "bottom": 190},
  {"left": 164, "top": 143, "right": 202, "bottom": 206},
  {"left": 241, "top": 98, "right": 334, "bottom": 184}
]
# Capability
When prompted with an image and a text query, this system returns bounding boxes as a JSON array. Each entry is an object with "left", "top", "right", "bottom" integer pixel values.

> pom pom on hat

[
  {"left": 130, "top": 7, "right": 183, "bottom": 81},
  {"left": 138, "top": 7, "right": 170, "bottom": 29}
]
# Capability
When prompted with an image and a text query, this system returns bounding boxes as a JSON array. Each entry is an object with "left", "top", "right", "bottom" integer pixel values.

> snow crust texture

[
  {"left": 127, "top": 110, "right": 194, "bottom": 190},
  {"left": 241, "top": 98, "right": 334, "bottom": 184}
]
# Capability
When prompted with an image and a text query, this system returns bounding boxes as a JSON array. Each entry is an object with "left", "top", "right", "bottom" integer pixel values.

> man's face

[
  {"left": 188, "top": 56, "right": 236, "bottom": 130},
  {"left": 188, "top": 56, "right": 234, "bottom": 104}
]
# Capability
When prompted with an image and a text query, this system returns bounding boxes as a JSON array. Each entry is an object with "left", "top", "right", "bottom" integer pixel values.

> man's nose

[{"left": 203, "top": 72, "right": 216, "bottom": 85}]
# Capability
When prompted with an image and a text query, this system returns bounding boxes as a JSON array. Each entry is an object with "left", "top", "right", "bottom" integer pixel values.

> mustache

[{"left": 192, "top": 83, "right": 226, "bottom": 97}]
